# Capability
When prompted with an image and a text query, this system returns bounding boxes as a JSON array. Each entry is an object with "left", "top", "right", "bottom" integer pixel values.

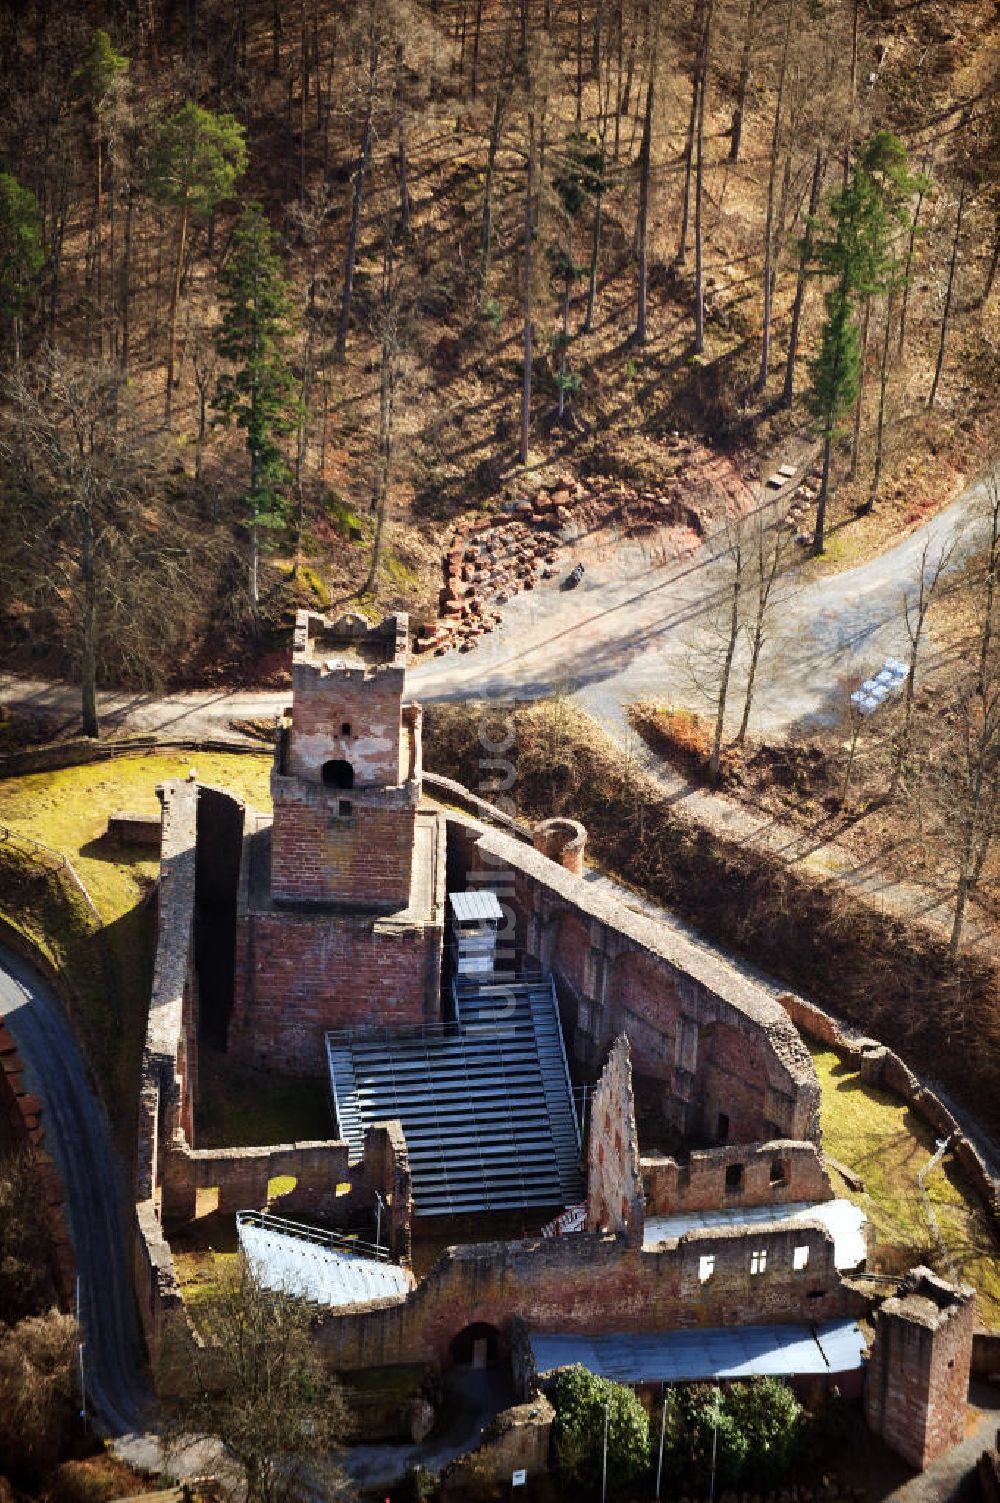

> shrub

[
  {"left": 0, "top": 1309, "right": 76, "bottom": 1484},
  {"left": 550, "top": 1366, "right": 649, "bottom": 1492},
  {"left": 658, "top": 1380, "right": 803, "bottom": 1492},
  {"left": 0, "top": 1146, "right": 56, "bottom": 1322}
]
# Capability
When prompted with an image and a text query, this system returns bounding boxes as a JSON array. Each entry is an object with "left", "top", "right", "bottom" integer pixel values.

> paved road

[
  {"left": 0, "top": 469, "right": 991, "bottom": 746},
  {"left": 0, "top": 942, "right": 152, "bottom": 1436}
]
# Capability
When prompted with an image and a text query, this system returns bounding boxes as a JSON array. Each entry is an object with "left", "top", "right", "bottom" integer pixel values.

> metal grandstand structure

[
  {"left": 325, "top": 973, "right": 583, "bottom": 1218},
  {"left": 237, "top": 1210, "right": 413, "bottom": 1307}
]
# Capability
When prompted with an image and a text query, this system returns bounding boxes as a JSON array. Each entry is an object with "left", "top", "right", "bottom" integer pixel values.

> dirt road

[
  {"left": 1, "top": 470, "right": 989, "bottom": 746},
  {"left": 409, "top": 468, "right": 992, "bottom": 736}
]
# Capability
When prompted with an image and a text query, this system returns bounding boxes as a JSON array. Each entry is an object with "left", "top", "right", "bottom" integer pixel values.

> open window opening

[
  {"left": 725, "top": 1162, "right": 744, "bottom": 1194},
  {"left": 322, "top": 759, "right": 354, "bottom": 790}
]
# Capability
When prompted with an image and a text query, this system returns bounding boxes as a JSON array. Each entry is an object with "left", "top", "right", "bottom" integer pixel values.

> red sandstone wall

[
  {"left": 446, "top": 819, "right": 819, "bottom": 1146},
  {"left": 315, "top": 1221, "right": 860, "bottom": 1372},
  {"left": 286, "top": 667, "right": 405, "bottom": 786},
  {"left": 587, "top": 1036, "right": 644, "bottom": 1240},
  {"left": 642, "top": 1140, "right": 832, "bottom": 1216},
  {"left": 230, "top": 909, "right": 440, "bottom": 1074},
  {"left": 608, "top": 951, "right": 680, "bottom": 1078},
  {"left": 270, "top": 786, "right": 415, "bottom": 908},
  {"left": 697, "top": 1021, "right": 769, "bottom": 1144},
  {"left": 866, "top": 1277, "right": 977, "bottom": 1469}
]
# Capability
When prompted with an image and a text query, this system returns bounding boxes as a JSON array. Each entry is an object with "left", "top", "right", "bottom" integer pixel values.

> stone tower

[
  {"left": 270, "top": 611, "right": 417, "bottom": 910},
  {"left": 865, "top": 1267, "right": 976, "bottom": 1470},
  {"left": 229, "top": 611, "right": 446, "bottom": 1074}
]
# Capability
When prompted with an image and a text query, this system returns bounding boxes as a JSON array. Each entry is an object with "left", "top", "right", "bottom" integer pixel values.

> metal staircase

[{"left": 325, "top": 976, "right": 583, "bottom": 1218}]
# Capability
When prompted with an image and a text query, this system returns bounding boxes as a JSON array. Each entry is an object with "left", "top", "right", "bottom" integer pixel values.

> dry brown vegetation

[{"left": 0, "top": 0, "right": 994, "bottom": 698}]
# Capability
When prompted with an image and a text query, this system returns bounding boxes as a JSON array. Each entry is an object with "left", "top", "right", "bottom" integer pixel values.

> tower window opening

[
  {"left": 341, "top": 722, "right": 352, "bottom": 736},
  {"left": 322, "top": 759, "right": 354, "bottom": 790}
]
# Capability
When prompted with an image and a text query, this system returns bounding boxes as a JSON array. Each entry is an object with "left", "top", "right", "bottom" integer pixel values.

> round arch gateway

[{"left": 450, "top": 1322, "right": 501, "bottom": 1368}]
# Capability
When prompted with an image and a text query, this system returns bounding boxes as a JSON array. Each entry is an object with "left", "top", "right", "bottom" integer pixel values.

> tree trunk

[
  {"left": 584, "top": 184, "right": 603, "bottom": 333},
  {"left": 364, "top": 281, "right": 395, "bottom": 596},
  {"left": 781, "top": 146, "right": 823, "bottom": 407},
  {"left": 471, "top": 0, "right": 483, "bottom": 97},
  {"left": 120, "top": 181, "right": 133, "bottom": 375},
  {"left": 977, "top": 482, "right": 1000, "bottom": 695},
  {"left": 928, "top": 183, "right": 965, "bottom": 409},
  {"left": 613, "top": 0, "right": 624, "bottom": 161},
  {"left": 165, "top": 198, "right": 190, "bottom": 425},
  {"left": 868, "top": 283, "right": 895, "bottom": 511},
  {"left": 299, "top": 0, "right": 309, "bottom": 213},
  {"left": 693, "top": 0, "right": 713, "bottom": 355},
  {"left": 95, "top": 133, "right": 103, "bottom": 359},
  {"left": 812, "top": 434, "right": 832, "bottom": 554},
  {"left": 79, "top": 506, "right": 99, "bottom": 738},
  {"left": 335, "top": 35, "right": 377, "bottom": 363},
  {"left": 729, "top": 0, "right": 757, "bottom": 163},
  {"left": 737, "top": 625, "right": 763, "bottom": 745},
  {"left": 576, "top": 0, "right": 584, "bottom": 125},
  {"left": 395, "top": 42, "right": 411, "bottom": 234},
  {"left": 520, "top": 106, "right": 535, "bottom": 466},
  {"left": 709, "top": 538, "right": 742, "bottom": 783},
  {"left": 849, "top": 296, "right": 870, "bottom": 479},
  {"left": 478, "top": 23, "right": 514, "bottom": 304},
  {"left": 897, "top": 172, "right": 926, "bottom": 358},
  {"left": 981, "top": 208, "right": 1000, "bottom": 306},
  {"left": 756, "top": 0, "right": 792, "bottom": 395},
  {"left": 676, "top": 40, "right": 700, "bottom": 264},
  {"left": 635, "top": 49, "right": 656, "bottom": 344}
]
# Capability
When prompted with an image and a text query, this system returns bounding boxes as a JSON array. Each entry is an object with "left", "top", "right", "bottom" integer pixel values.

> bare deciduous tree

[{"left": 165, "top": 1257, "right": 351, "bottom": 1503}]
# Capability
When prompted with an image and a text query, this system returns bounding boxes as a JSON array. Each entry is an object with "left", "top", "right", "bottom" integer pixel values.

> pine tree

[
  {"left": 70, "top": 30, "right": 129, "bottom": 358},
  {"left": 806, "top": 287, "right": 860, "bottom": 553},
  {"left": 804, "top": 132, "right": 923, "bottom": 551},
  {"left": 0, "top": 173, "right": 44, "bottom": 364},
  {"left": 148, "top": 102, "right": 247, "bottom": 424},
  {"left": 213, "top": 203, "right": 298, "bottom": 612}
]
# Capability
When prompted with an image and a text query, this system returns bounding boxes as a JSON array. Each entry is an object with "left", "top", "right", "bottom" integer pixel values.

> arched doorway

[
  {"left": 321, "top": 759, "right": 354, "bottom": 790},
  {"left": 450, "top": 1322, "right": 501, "bottom": 1369}
]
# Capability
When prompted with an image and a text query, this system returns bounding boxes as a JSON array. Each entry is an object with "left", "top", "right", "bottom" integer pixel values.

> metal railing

[{"left": 236, "top": 1209, "right": 393, "bottom": 1263}]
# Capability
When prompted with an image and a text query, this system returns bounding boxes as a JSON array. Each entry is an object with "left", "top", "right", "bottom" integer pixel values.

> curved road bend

[{"left": 0, "top": 942, "right": 151, "bottom": 1436}]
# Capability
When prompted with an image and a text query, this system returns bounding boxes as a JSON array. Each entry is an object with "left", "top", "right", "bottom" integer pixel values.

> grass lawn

[
  {"left": 811, "top": 1045, "right": 1000, "bottom": 1326},
  {"left": 0, "top": 750, "right": 272, "bottom": 1145},
  {"left": 195, "top": 1043, "right": 334, "bottom": 1148}
]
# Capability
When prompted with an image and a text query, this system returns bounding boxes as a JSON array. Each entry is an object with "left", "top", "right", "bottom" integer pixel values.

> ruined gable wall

[{"left": 586, "top": 1035, "right": 644, "bottom": 1240}]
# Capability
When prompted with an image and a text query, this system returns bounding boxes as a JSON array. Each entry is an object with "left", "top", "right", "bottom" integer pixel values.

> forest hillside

[{"left": 0, "top": 0, "right": 996, "bottom": 694}]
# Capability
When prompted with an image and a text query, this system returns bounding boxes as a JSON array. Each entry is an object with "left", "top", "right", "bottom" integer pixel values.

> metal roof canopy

[
  {"left": 449, "top": 890, "right": 504, "bottom": 924},
  {"left": 529, "top": 1319, "right": 866, "bottom": 1386},
  {"left": 237, "top": 1212, "right": 412, "bottom": 1308},
  {"left": 642, "top": 1198, "right": 868, "bottom": 1272}
]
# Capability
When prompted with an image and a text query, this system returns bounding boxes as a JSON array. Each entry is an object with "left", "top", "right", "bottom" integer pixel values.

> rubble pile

[{"left": 415, "top": 440, "right": 753, "bottom": 656}]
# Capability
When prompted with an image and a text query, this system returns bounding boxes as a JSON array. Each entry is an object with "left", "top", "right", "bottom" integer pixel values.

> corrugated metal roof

[
  {"left": 529, "top": 1319, "right": 866, "bottom": 1384},
  {"left": 238, "top": 1219, "right": 412, "bottom": 1308},
  {"left": 449, "top": 890, "right": 504, "bottom": 923},
  {"left": 643, "top": 1198, "right": 867, "bottom": 1271}
]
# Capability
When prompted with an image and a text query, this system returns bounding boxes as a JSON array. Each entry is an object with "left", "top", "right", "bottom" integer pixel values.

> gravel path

[{"left": 0, "top": 942, "right": 152, "bottom": 1437}]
